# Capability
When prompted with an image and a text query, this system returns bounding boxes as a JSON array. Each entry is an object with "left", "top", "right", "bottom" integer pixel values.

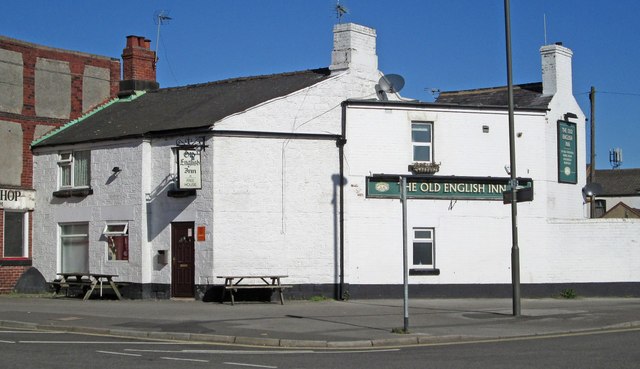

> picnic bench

[
  {"left": 51, "top": 272, "right": 123, "bottom": 300},
  {"left": 217, "top": 275, "right": 291, "bottom": 305}
]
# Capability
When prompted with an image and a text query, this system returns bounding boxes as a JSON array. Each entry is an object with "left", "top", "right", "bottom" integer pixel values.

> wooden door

[{"left": 171, "top": 222, "right": 195, "bottom": 298}]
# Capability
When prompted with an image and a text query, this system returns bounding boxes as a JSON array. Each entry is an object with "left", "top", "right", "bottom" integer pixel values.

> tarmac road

[{"left": 1, "top": 296, "right": 640, "bottom": 348}]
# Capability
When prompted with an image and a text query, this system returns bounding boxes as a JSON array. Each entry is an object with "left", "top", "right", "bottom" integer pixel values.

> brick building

[{"left": 0, "top": 36, "right": 121, "bottom": 292}]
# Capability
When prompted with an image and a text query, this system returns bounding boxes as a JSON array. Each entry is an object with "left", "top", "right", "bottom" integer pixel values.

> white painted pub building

[{"left": 31, "top": 23, "right": 640, "bottom": 299}]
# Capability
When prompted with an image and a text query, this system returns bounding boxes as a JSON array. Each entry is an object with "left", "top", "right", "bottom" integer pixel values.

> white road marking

[
  {"left": 96, "top": 350, "right": 142, "bottom": 357},
  {"left": 161, "top": 357, "right": 209, "bottom": 363},
  {"left": 126, "top": 348, "right": 313, "bottom": 354},
  {"left": 19, "top": 340, "right": 186, "bottom": 344},
  {"left": 316, "top": 349, "right": 400, "bottom": 354},
  {"left": 0, "top": 340, "right": 15, "bottom": 344},
  {"left": 0, "top": 331, "right": 57, "bottom": 334},
  {"left": 224, "top": 362, "right": 277, "bottom": 369}
]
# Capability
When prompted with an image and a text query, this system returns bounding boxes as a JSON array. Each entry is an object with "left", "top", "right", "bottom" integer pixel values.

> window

[
  {"left": 594, "top": 199, "right": 606, "bottom": 218},
  {"left": 412, "top": 228, "right": 435, "bottom": 268},
  {"left": 60, "top": 223, "right": 89, "bottom": 273},
  {"left": 58, "top": 151, "right": 91, "bottom": 188},
  {"left": 3, "top": 211, "right": 28, "bottom": 258},
  {"left": 412, "top": 122, "right": 433, "bottom": 162},
  {"left": 103, "top": 222, "right": 129, "bottom": 261}
]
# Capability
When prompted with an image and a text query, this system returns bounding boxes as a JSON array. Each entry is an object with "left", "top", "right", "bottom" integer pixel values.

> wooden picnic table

[
  {"left": 51, "top": 272, "right": 123, "bottom": 300},
  {"left": 217, "top": 275, "right": 291, "bottom": 305}
]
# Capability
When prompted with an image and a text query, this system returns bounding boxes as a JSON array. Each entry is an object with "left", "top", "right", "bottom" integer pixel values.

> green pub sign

[
  {"left": 366, "top": 176, "right": 533, "bottom": 201},
  {"left": 557, "top": 120, "right": 577, "bottom": 184}
]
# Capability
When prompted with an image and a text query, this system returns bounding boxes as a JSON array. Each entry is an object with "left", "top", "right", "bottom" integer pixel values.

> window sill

[
  {"left": 167, "top": 189, "right": 196, "bottom": 198},
  {"left": 0, "top": 258, "right": 32, "bottom": 267},
  {"left": 53, "top": 188, "right": 93, "bottom": 198},
  {"left": 409, "top": 268, "right": 440, "bottom": 276}
]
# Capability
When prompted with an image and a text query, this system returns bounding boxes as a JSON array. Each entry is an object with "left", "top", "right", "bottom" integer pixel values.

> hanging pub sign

[
  {"left": 177, "top": 149, "right": 202, "bottom": 189},
  {"left": 366, "top": 175, "right": 533, "bottom": 201},
  {"left": 557, "top": 120, "right": 577, "bottom": 184}
]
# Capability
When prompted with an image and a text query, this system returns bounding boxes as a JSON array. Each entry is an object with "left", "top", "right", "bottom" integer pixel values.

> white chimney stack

[
  {"left": 540, "top": 42, "right": 574, "bottom": 96},
  {"left": 330, "top": 23, "right": 378, "bottom": 73}
]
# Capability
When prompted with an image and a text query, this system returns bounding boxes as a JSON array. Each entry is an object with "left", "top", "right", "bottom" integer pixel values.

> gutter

[{"left": 344, "top": 98, "right": 550, "bottom": 113}]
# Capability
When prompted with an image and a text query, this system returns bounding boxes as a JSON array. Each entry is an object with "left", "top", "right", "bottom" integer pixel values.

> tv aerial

[
  {"left": 609, "top": 147, "right": 623, "bottom": 169},
  {"left": 153, "top": 10, "right": 172, "bottom": 62},
  {"left": 376, "top": 74, "right": 405, "bottom": 100},
  {"left": 335, "top": 1, "right": 349, "bottom": 23}
]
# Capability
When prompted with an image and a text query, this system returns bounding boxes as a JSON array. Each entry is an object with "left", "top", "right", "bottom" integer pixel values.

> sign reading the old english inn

[
  {"left": 177, "top": 149, "right": 202, "bottom": 189},
  {"left": 366, "top": 176, "right": 533, "bottom": 201},
  {"left": 557, "top": 120, "right": 577, "bottom": 184}
]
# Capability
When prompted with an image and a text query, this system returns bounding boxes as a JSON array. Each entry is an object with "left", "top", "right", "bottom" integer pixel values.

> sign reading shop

[
  {"left": 177, "top": 149, "right": 202, "bottom": 190},
  {"left": 366, "top": 176, "right": 533, "bottom": 201},
  {"left": 0, "top": 188, "right": 35, "bottom": 210}
]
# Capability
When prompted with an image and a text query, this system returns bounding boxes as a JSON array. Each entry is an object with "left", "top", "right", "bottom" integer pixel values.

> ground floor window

[
  {"left": 60, "top": 223, "right": 89, "bottom": 273},
  {"left": 104, "top": 222, "right": 129, "bottom": 261},
  {"left": 3, "top": 211, "right": 28, "bottom": 258},
  {"left": 412, "top": 227, "right": 435, "bottom": 267},
  {"left": 410, "top": 227, "right": 439, "bottom": 275}
]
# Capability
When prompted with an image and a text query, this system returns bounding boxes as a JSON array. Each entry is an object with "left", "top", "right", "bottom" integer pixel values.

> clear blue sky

[{"left": 4, "top": 1, "right": 639, "bottom": 169}]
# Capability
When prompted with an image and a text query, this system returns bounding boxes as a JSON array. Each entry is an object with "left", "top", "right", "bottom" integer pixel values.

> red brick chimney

[{"left": 119, "top": 35, "right": 159, "bottom": 95}]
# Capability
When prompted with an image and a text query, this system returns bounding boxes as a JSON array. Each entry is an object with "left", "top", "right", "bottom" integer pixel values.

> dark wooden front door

[{"left": 171, "top": 222, "right": 195, "bottom": 298}]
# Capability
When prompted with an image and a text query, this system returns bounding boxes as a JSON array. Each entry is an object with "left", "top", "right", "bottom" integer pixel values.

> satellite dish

[
  {"left": 377, "top": 74, "right": 405, "bottom": 94},
  {"left": 582, "top": 182, "right": 603, "bottom": 197}
]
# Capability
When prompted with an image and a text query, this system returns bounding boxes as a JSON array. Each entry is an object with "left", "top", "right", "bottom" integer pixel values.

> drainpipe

[{"left": 337, "top": 101, "right": 347, "bottom": 300}]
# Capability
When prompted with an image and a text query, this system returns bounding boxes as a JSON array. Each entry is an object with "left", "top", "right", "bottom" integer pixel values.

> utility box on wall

[{"left": 157, "top": 250, "right": 168, "bottom": 264}]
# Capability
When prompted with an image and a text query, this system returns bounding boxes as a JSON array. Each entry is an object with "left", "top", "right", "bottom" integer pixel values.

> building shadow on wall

[{"left": 145, "top": 173, "right": 196, "bottom": 242}]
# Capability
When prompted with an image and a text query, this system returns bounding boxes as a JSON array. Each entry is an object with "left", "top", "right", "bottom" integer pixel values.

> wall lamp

[
  {"left": 564, "top": 112, "right": 578, "bottom": 121},
  {"left": 112, "top": 167, "right": 122, "bottom": 173}
]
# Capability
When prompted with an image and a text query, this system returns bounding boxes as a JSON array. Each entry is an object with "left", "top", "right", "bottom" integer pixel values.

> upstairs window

[
  {"left": 412, "top": 122, "right": 433, "bottom": 162},
  {"left": 58, "top": 151, "right": 91, "bottom": 189},
  {"left": 594, "top": 199, "right": 607, "bottom": 218}
]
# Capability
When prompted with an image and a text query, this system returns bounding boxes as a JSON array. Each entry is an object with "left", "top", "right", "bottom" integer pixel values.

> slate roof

[
  {"left": 602, "top": 202, "right": 640, "bottom": 218},
  {"left": 595, "top": 168, "right": 640, "bottom": 196},
  {"left": 33, "top": 68, "right": 332, "bottom": 147},
  {"left": 435, "top": 82, "right": 553, "bottom": 109}
]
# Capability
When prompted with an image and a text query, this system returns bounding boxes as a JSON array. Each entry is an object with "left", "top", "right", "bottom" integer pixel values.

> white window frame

[
  {"left": 58, "top": 150, "right": 91, "bottom": 189},
  {"left": 104, "top": 222, "right": 129, "bottom": 262},
  {"left": 2, "top": 210, "right": 29, "bottom": 258},
  {"left": 59, "top": 222, "right": 89, "bottom": 273},
  {"left": 411, "top": 227, "right": 435, "bottom": 268},
  {"left": 103, "top": 222, "right": 129, "bottom": 236},
  {"left": 411, "top": 122, "right": 433, "bottom": 163}
]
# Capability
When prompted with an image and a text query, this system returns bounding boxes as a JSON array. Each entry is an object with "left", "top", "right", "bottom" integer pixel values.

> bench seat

[{"left": 224, "top": 284, "right": 292, "bottom": 290}]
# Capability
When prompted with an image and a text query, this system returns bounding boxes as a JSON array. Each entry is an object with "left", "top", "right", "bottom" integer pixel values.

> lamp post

[{"left": 504, "top": 0, "right": 521, "bottom": 317}]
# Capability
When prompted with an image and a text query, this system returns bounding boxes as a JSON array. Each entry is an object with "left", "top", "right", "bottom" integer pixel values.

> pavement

[{"left": 1, "top": 295, "right": 639, "bottom": 348}]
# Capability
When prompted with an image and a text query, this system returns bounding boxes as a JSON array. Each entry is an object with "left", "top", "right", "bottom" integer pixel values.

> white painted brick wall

[
  {"left": 342, "top": 103, "right": 640, "bottom": 285},
  {"left": 33, "top": 140, "right": 145, "bottom": 282},
  {"left": 212, "top": 137, "right": 339, "bottom": 284}
]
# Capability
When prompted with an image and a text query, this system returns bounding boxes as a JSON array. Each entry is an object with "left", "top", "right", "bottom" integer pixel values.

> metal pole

[
  {"left": 401, "top": 176, "right": 409, "bottom": 332},
  {"left": 504, "top": 0, "right": 521, "bottom": 317},
  {"left": 589, "top": 86, "right": 596, "bottom": 218}
]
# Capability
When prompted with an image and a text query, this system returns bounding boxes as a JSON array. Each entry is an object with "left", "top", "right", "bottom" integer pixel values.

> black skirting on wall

[{"left": 115, "top": 282, "right": 640, "bottom": 301}]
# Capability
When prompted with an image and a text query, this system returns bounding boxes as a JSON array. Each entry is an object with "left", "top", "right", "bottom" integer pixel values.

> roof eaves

[
  {"left": 344, "top": 99, "right": 549, "bottom": 112},
  {"left": 31, "top": 91, "right": 147, "bottom": 147}
]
